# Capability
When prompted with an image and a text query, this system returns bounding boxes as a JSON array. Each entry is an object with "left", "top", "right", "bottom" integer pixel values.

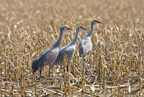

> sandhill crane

[
  {"left": 78, "top": 20, "right": 101, "bottom": 57},
  {"left": 32, "top": 26, "right": 72, "bottom": 80},
  {"left": 53, "top": 26, "right": 86, "bottom": 72}
]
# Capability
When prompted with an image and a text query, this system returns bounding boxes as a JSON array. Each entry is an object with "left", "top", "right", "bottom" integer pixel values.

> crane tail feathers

[{"left": 32, "top": 58, "right": 41, "bottom": 73}]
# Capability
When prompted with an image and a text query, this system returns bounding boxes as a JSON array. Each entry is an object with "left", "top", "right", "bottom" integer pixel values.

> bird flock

[{"left": 32, "top": 20, "right": 101, "bottom": 80}]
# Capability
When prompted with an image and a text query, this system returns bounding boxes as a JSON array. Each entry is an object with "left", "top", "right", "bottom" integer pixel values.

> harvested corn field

[{"left": 0, "top": 0, "right": 144, "bottom": 96}]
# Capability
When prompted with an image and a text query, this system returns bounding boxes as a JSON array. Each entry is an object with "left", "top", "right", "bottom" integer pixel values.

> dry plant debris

[{"left": 0, "top": 0, "right": 144, "bottom": 96}]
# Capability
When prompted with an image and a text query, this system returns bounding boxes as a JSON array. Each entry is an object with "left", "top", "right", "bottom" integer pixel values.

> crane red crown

[
  {"left": 94, "top": 20, "right": 98, "bottom": 22},
  {"left": 80, "top": 26, "right": 83, "bottom": 28},
  {"left": 64, "top": 26, "right": 67, "bottom": 28}
]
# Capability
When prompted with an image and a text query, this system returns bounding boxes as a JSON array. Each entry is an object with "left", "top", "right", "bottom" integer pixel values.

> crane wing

[
  {"left": 40, "top": 49, "right": 58, "bottom": 67},
  {"left": 78, "top": 39, "right": 92, "bottom": 57},
  {"left": 39, "top": 48, "right": 51, "bottom": 57},
  {"left": 83, "top": 42, "right": 92, "bottom": 55}
]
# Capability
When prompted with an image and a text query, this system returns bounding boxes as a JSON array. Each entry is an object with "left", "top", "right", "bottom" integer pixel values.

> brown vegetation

[{"left": 0, "top": 0, "right": 144, "bottom": 96}]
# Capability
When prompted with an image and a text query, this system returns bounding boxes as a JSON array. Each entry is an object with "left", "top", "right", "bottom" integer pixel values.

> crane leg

[
  {"left": 67, "top": 59, "right": 70, "bottom": 73},
  {"left": 38, "top": 69, "right": 42, "bottom": 81},
  {"left": 48, "top": 65, "right": 51, "bottom": 79},
  {"left": 67, "top": 65, "right": 69, "bottom": 73},
  {"left": 83, "top": 58, "right": 91, "bottom": 75}
]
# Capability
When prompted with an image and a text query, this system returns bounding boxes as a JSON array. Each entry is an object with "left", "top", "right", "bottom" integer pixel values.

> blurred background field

[{"left": 0, "top": 0, "right": 144, "bottom": 96}]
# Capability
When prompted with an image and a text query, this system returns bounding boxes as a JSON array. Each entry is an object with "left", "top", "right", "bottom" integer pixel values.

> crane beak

[
  {"left": 82, "top": 28, "right": 87, "bottom": 30},
  {"left": 97, "top": 21, "right": 101, "bottom": 23},
  {"left": 67, "top": 28, "right": 73, "bottom": 30}
]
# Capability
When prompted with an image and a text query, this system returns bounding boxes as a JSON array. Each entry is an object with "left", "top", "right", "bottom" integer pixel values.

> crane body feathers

[
  {"left": 78, "top": 20, "right": 101, "bottom": 57},
  {"left": 31, "top": 26, "right": 72, "bottom": 79},
  {"left": 53, "top": 26, "right": 86, "bottom": 71}
]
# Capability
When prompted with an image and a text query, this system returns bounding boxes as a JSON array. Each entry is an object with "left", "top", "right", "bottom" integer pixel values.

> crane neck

[
  {"left": 86, "top": 22, "right": 94, "bottom": 38},
  {"left": 52, "top": 29, "right": 64, "bottom": 48},
  {"left": 70, "top": 28, "right": 80, "bottom": 46}
]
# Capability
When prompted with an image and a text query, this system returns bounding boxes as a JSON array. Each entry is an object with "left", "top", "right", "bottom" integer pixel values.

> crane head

[
  {"left": 63, "top": 26, "right": 73, "bottom": 30},
  {"left": 94, "top": 20, "right": 101, "bottom": 23},
  {"left": 79, "top": 26, "right": 87, "bottom": 30}
]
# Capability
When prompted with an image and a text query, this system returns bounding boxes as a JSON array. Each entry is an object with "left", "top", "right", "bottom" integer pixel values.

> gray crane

[
  {"left": 32, "top": 26, "right": 72, "bottom": 80},
  {"left": 78, "top": 20, "right": 101, "bottom": 57},
  {"left": 53, "top": 26, "right": 86, "bottom": 72}
]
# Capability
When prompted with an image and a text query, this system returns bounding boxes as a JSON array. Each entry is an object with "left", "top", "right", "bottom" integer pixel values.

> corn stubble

[{"left": 0, "top": 0, "right": 144, "bottom": 96}]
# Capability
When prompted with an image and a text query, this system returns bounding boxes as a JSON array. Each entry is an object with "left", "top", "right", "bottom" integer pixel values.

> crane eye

[{"left": 64, "top": 26, "right": 67, "bottom": 28}]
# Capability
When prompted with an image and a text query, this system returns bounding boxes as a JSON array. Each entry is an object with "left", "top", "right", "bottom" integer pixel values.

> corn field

[{"left": 0, "top": 0, "right": 144, "bottom": 96}]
